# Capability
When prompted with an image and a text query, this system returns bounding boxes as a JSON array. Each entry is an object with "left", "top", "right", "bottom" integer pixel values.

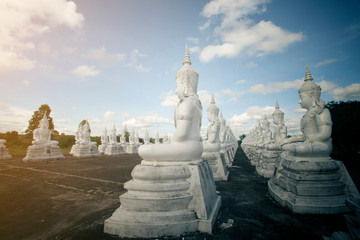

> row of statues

[
  {"left": 242, "top": 66, "right": 359, "bottom": 214},
  {"left": 104, "top": 46, "right": 234, "bottom": 238}
]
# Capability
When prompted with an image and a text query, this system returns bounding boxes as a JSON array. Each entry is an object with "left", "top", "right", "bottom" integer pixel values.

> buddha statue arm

[
  {"left": 280, "top": 134, "right": 305, "bottom": 146},
  {"left": 206, "top": 122, "right": 219, "bottom": 143},
  {"left": 172, "top": 100, "right": 194, "bottom": 143}
]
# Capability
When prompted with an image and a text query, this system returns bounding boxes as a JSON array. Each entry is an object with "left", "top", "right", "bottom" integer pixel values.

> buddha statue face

[
  {"left": 299, "top": 92, "right": 313, "bottom": 110},
  {"left": 176, "top": 81, "right": 186, "bottom": 99},
  {"left": 39, "top": 117, "right": 49, "bottom": 129}
]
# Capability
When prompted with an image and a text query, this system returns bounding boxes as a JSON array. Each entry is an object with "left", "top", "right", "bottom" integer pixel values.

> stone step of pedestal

[
  {"left": 344, "top": 214, "right": 360, "bottom": 240},
  {"left": 346, "top": 198, "right": 360, "bottom": 218}
]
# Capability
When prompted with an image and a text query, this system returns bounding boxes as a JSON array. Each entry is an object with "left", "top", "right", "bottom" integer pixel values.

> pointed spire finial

[
  {"left": 211, "top": 94, "right": 215, "bottom": 104},
  {"left": 305, "top": 64, "right": 313, "bottom": 82},
  {"left": 275, "top": 99, "right": 279, "bottom": 109},
  {"left": 183, "top": 45, "right": 191, "bottom": 65}
]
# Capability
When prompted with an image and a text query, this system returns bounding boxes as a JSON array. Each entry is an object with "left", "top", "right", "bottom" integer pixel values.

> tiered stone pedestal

[
  {"left": 104, "top": 144, "right": 124, "bottom": 155},
  {"left": 104, "top": 159, "right": 221, "bottom": 238},
  {"left": 126, "top": 144, "right": 138, "bottom": 154},
  {"left": 98, "top": 144, "right": 107, "bottom": 154},
  {"left": 268, "top": 152, "right": 359, "bottom": 214},
  {"left": 202, "top": 152, "right": 228, "bottom": 181},
  {"left": 256, "top": 149, "right": 281, "bottom": 178},
  {"left": 23, "top": 144, "right": 65, "bottom": 162},
  {"left": 70, "top": 143, "right": 100, "bottom": 158},
  {"left": 0, "top": 142, "right": 11, "bottom": 159}
]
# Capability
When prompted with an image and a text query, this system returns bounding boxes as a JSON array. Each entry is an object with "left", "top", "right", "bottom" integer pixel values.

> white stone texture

[
  {"left": 70, "top": 120, "right": 100, "bottom": 158},
  {"left": 0, "top": 139, "right": 11, "bottom": 159}
]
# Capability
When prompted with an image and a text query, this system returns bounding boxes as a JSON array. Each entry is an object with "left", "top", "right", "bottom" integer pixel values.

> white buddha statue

[
  {"left": 280, "top": 66, "right": 332, "bottom": 157},
  {"left": 32, "top": 113, "right": 58, "bottom": 146},
  {"left": 0, "top": 139, "right": 11, "bottom": 159},
  {"left": 109, "top": 125, "right": 117, "bottom": 145},
  {"left": 101, "top": 127, "right": 109, "bottom": 145},
  {"left": 155, "top": 132, "right": 160, "bottom": 144},
  {"left": 261, "top": 115, "right": 272, "bottom": 144},
  {"left": 267, "top": 100, "right": 287, "bottom": 150},
  {"left": 104, "top": 46, "right": 220, "bottom": 237},
  {"left": 162, "top": 133, "right": 169, "bottom": 144},
  {"left": 98, "top": 127, "right": 109, "bottom": 153},
  {"left": 24, "top": 112, "right": 64, "bottom": 161},
  {"left": 144, "top": 129, "right": 150, "bottom": 144},
  {"left": 202, "top": 96, "right": 228, "bottom": 181},
  {"left": 203, "top": 95, "right": 221, "bottom": 153},
  {"left": 120, "top": 129, "right": 126, "bottom": 144},
  {"left": 70, "top": 120, "right": 100, "bottom": 157},
  {"left": 268, "top": 66, "right": 358, "bottom": 214}
]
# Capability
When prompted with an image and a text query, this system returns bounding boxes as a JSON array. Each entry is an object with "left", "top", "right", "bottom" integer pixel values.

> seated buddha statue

[
  {"left": 109, "top": 125, "right": 117, "bottom": 145},
  {"left": 203, "top": 95, "right": 221, "bottom": 153},
  {"left": 261, "top": 115, "right": 272, "bottom": 145},
  {"left": 32, "top": 113, "right": 58, "bottom": 145},
  {"left": 267, "top": 101, "right": 287, "bottom": 150},
  {"left": 138, "top": 46, "right": 203, "bottom": 162},
  {"left": 144, "top": 129, "right": 150, "bottom": 144},
  {"left": 280, "top": 66, "right": 332, "bottom": 157},
  {"left": 101, "top": 127, "right": 108, "bottom": 145}
]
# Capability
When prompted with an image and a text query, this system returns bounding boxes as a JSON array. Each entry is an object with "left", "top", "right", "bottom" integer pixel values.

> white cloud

[
  {"left": 189, "top": 46, "right": 200, "bottom": 53},
  {"left": 220, "top": 88, "right": 246, "bottom": 102},
  {"left": 293, "top": 108, "right": 307, "bottom": 114},
  {"left": 284, "top": 117, "right": 301, "bottom": 135},
  {"left": 229, "top": 105, "right": 274, "bottom": 128},
  {"left": 198, "top": 90, "right": 214, "bottom": 107},
  {"left": 87, "top": 46, "right": 126, "bottom": 66},
  {"left": 331, "top": 83, "right": 360, "bottom": 101},
  {"left": 124, "top": 113, "right": 173, "bottom": 129},
  {"left": 245, "top": 61, "right": 257, "bottom": 68},
  {"left": 0, "top": 0, "right": 84, "bottom": 73},
  {"left": 126, "top": 49, "right": 151, "bottom": 73},
  {"left": 103, "top": 111, "right": 116, "bottom": 122},
  {"left": 234, "top": 80, "right": 246, "bottom": 84},
  {"left": 314, "top": 59, "right": 339, "bottom": 68},
  {"left": 199, "top": 0, "right": 303, "bottom": 62},
  {"left": 0, "top": 103, "right": 33, "bottom": 133},
  {"left": 186, "top": 37, "right": 199, "bottom": 44},
  {"left": 22, "top": 80, "right": 30, "bottom": 85},
  {"left": 248, "top": 78, "right": 303, "bottom": 94},
  {"left": 71, "top": 65, "right": 100, "bottom": 78},
  {"left": 161, "top": 90, "right": 178, "bottom": 107}
]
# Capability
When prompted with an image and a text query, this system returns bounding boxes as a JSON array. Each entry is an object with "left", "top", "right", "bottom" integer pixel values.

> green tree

[
  {"left": 25, "top": 104, "right": 54, "bottom": 135},
  {"left": 325, "top": 100, "right": 360, "bottom": 161}
]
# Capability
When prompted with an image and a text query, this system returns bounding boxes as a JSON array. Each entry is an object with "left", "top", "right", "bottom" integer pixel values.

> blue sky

[{"left": 0, "top": 0, "right": 359, "bottom": 139}]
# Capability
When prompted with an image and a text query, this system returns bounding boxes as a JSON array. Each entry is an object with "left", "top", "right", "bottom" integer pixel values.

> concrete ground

[{"left": 0, "top": 149, "right": 349, "bottom": 240}]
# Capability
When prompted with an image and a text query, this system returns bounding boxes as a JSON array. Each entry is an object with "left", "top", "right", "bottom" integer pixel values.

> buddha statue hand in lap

[
  {"left": 203, "top": 95, "right": 221, "bottom": 153},
  {"left": 280, "top": 65, "right": 332, "bottom": 157},
  {"left": 138, "top": 45, "right": 203, "bottom": 162}
]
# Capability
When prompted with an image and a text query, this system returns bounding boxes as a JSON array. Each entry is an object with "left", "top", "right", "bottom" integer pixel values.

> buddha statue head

[
  {"left": 39, "top": 112, "right": 49, "bottom": 129},
  {"left": 175, "top": 45, "right": 199, "bottom": 99},
  {"left": 272, "top": 100, "right": 284, "bottom": 125},
  {"left": 207, "top": 95, "right": 219, "bottom": 122},
  {"left": 298, "top": 65, "right": 324, "bottom": 112},
  {"left": 262, "top": 115, "right": 270, "bottom": 131}
]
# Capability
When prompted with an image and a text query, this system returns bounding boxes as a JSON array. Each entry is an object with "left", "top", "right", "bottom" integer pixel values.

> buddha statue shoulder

[
  {"left": 138, "top": 46, "right": 203, "bottom": 162},
  {"left": 280, "top": 66, "right": 332, "bottom": 157}
]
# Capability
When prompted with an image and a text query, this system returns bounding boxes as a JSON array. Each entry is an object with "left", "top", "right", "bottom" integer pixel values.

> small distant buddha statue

[
  {"left": 162, "top": 133, "right": 169, "bottom": 144},
  {"left": 101, "top": 127, "right": 108, "bottom": 145},
  {"left": 109, "top": 125, "right": 117, "bottom": 145},
  {"left": 261, "top": 115, "right": 272, "bottom": 145},
  {"left": 129, "top": 129, "right": 135, "bottom": 144},
  {"left": 120, "top": 129, "right": 126, "bottom": 144},
  {"left": 267, "top": 100, "right": 287, "bottom": 150},
  {"left": 219, "top": 112, "right": 227, "bottom": 144},
  {"left": 33, "top": 112, "right": 58, "bottom": 145},
  {"left": 144, "top": 129, "right": 150, "bottom": 144},
  {"left": 203, "top": 95, "right": 221, "bottom": 152},
  {"left": 138, "top": 45, "right": 203, "bottom": 161},
  {"left": 280, "top": 65, "right": 332, "bottom": 157},
  {"left": 155, "top": 132, "right": 160, "bottom": 144}
]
